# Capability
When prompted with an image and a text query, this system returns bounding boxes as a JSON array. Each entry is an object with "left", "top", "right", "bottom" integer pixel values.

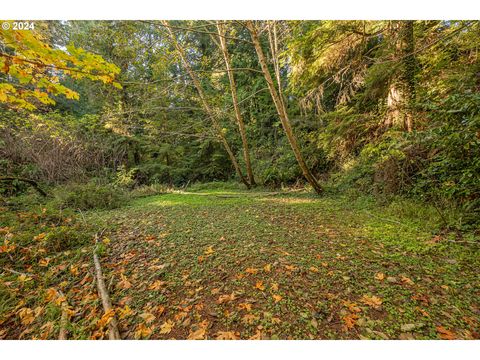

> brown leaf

[
  {"left": 242, "top": 314, "right": 259, "bottom": 324},
  {"left": 254, "top": 281, "right": 265, "bottom": 291},
  {"left": 187, "top": 327, "right": 206, "bottom": 340},
  {"left": 216, "top": 331, "right": 239, "bottom": 340},
  {"left": 217, "top": 292, "right": 236, "bottom": 304},
  {"left": 238, "top": 303, "right": 252, "bottom": 311},
  {"left": 272, "top": 294, "right": 282, "bottom": 303},
  {"left": 360, "top": 295, "right": 383, "bottom": 309},
  {"left": 139, "top": 312, "right": 156, "bottom": 324},
  {"left": 18, "top": 307, "right": 35, "bottom": 325},
  {"left": 245, "top": 267, "right": 259, "bottom": 275},
  {"left": 160, "top": 320, "right": 174, "bottom": 334},
  {"left": 135, "top": 323, "right": 154, "bottom": 339},
  {"left": 436, "top": 326, "right": 456, "bottom": 340}
]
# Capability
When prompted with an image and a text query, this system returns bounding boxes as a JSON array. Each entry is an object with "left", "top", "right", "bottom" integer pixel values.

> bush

[
  {"left": 42, "top": 225, "right": 92, "bottom": 252},
  {"left": 129, "top": 183, "right": 169, "bottom": 198},
  {"left": 53, "top": 182, "right": 128, "bottom": 210}
]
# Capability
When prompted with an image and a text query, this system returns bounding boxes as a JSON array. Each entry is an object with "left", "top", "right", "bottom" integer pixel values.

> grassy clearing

[{"left": 1, "top": 185, "right": 479, "bottom": 339}]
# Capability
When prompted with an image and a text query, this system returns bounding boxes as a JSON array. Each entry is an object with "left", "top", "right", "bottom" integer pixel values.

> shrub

[
  {"left": 42, "top": 225, "right": 92, "bottom": 252},
  {"left": 53, "top": 182, "right": 128, "bottom": 210}
]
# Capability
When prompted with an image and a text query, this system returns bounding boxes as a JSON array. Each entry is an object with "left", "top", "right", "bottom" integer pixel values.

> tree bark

[
  {"left": 161, "top": 20, "right": 250, "bottom": 189},
  {"left": 216, "top": 22, "right": 256, "bottom": 186},
  {"left": 246, "top": 21, "right": 323, "bottom": 194}
]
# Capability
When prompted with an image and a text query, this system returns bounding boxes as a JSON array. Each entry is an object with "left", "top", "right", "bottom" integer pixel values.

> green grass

[{"left": 1, "top": 185, "right": 478, "bottom": 339}]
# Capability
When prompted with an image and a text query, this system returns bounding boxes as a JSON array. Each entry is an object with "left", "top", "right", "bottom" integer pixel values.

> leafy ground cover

[{"left": 1, "top": 185, "right": 479, "bottom": 339}]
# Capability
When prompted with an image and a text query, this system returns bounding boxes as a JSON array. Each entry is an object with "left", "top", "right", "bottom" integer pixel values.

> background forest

[
  {"left": 1, "top": 21, "right": 479, "bottom": 230},
  {"left": 2, "top": 20, "right": 480, "bottom": 231}
]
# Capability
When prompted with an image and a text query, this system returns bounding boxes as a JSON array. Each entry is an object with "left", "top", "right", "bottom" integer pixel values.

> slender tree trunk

[
  {"left": 246, "top": 21, "right": 323, "bottom": 194},
  {"left": 160, "top": 20, "right": 250, "bottom": 189},
  {"left": 385, "top": 21, "right": 416, "bottom": 132},
  {"left": 216, "top": 22, "right": 256, "bottom": 186}
]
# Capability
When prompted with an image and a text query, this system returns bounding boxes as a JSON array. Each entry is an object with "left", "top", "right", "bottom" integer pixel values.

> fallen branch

[
  {"left": 93, "top": 232, "right": 121, "bottom": 340},
  {"left": 58, "top": 291, "right": 69, "bottom": 340},
  {"left": 0, "top": 176, "right": 48, "bottom": 197}
]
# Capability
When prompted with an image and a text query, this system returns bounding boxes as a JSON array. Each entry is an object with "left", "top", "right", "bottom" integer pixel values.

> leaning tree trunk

[
  {"left": 246, "top": 21, "right": 323, "bottom": 195},
  {"left": 216, "top": 22, "right": 256, "bottom": 186},
  {"left": 160, "top": 21, "right": 250, "bottom": 189},
  {"left": 385, "top": 21, "right": 416, "bottom": 132}
]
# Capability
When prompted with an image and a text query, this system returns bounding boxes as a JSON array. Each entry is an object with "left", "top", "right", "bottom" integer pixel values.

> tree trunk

[
  {"left": 385, "top": 21, "right": 416, "bottom": 132},
  {"left": 246, "top": 21, "right": 323, "bottom": 195},
  {"left": 216, "top": 22, "right": 256, "bottom": 186},
  {"left": 160, "top": 20, "right": 250, "bottom": 189}
]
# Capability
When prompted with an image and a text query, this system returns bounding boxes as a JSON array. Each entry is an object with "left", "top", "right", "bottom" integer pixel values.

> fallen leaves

[
  {"left": 254, "top": 281, "right": 265, "bottom": 291},
  {"left": 238, "top": 303, "right": 252, "bottom": 311},
  {"left": 309, "top": 266, "right": 319, "bottom": 273},
  {"left": 217, "top": 292, "right": 236, "bottom": 304},
  {"left": 139, "top": 312, "right": 156, "bottom": 324},
  {"left": 117, "top": 273, "right": 132, "bottom": 289},
  {"left": 360, "top": 295, "right": 383, "bottom": 309},
  {"left": 159, "top": 320, "right": 174, "bottom": 334},
  {"left": 187, "top": 327, "right": 206, "bottom": 340},
  {"left": 216, "top": 331, "right": 239, "bottom": 340},
  {"left": 118, "top": 305, "right": 134, "bottom": 319},
  {"left": 135, "top": 323, "right": 154, "bottom": 339},
  {"left": 436, "top": 326, "right": 456, "bottom": 340},
  {"left": 272, "top": 294, "right": 282, "bottom": 303},
  {"left": 242, "top": 314, "right": 259, "bottom": 324},
  {"left": 148, "top": 280, "right": 166, "bottom": 291},
  {"left": 97, "top": 309, "right": 115, "bottom": 328},
  {"left": 342, "top": 313, "right": 359, "bottom": 331},
  {"left": 245, "top": 267, "right": 259, "bottom": 275},
  {"left": 374, "top": 272, "right": 385, "bottom": 281},
  {"left": 204, "top": 246, "right": 214, "bottom": 255},
  {"left": 18, "top": 307, "right": 35, "bottom": 326},
  {"left": 263, "top": 264, "right": 272, "bottom": 272}
]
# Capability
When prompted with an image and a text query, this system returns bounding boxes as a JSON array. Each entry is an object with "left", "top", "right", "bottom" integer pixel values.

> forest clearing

[{"left": 0, "top": 18, "right": 479, "bottom": 341}]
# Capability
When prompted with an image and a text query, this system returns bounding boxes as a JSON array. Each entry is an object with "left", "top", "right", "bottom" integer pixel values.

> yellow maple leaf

[
  {"left": 360, "top": 295, "right": 383, "bottom": 309},
  {"left": 284, "top": 264, "right": 296, "bottom": 271},
  {"left": 118, "top": 305, "right": 134, "bottom": 319},
  {"left": 148, "top": 280, "right": 166, "bottom": 291},
  {"left": 272, "top": 294, "right": 283, "bottom": 303},
  {"left": 139, "top": 312, "right": 156, "bottom": 324},
  {"left": 33, "top": 233, "right": 46, "bottom": 241},
  {"left": 135, "top": 323, "right": 154, "bottom": 339},
  {"left": 159, "top": 320, "right": 174, "bottom": 334},
  {"left": 263, "top": 264, "right": 272, "bottom": 272},
  {"left": 18, "top": 307, "right": 35, "bottom": 325},
  {"left": 204, "top": 246, "right": 214, "bottom": 255},
  {"left": 217, "top": 293, "right": 236, "bottom": 304},
  {"left": 374, "top": 272, "right": 385, "bottom": 281},
  {"left": 309, "top": 266, "right": 319, "bottom": 273},
  {"left": 245, "top": 267, "right": 259, "bottom": 275},
  {"left": 271, "top": 283, "right": 279, "bottom": 291},
  {"left": 249, "top": 330, "right": 262, "bottom": 340},
  {"left": 97, "top": 309, "right": 115, "bottom": 328},
  {"left": 254, "top": 281, "right": 265, "bottom": 291},
  {"left": 38, "top": 258, "right": 50, "bottom": 267},
  {"left": 238, "top": 303, "right": 252, "bottom": 311}
]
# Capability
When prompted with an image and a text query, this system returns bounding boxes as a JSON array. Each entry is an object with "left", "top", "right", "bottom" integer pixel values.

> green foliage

[{"left": 52, "top": 182, "right": 128, "bottom": 210}]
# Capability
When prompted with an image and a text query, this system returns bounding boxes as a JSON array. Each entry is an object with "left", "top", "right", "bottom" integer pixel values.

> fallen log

[
  {"left": 93, "top": 234, "right": 121, "bottom": 340},
  {"left": 0, "top": 176, "right": 48, "bottom": 197}
]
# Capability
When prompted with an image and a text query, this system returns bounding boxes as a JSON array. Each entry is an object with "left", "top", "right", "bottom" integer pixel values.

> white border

[{"left": 0, "top": 0, "right": 479, "bottom": 20}]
